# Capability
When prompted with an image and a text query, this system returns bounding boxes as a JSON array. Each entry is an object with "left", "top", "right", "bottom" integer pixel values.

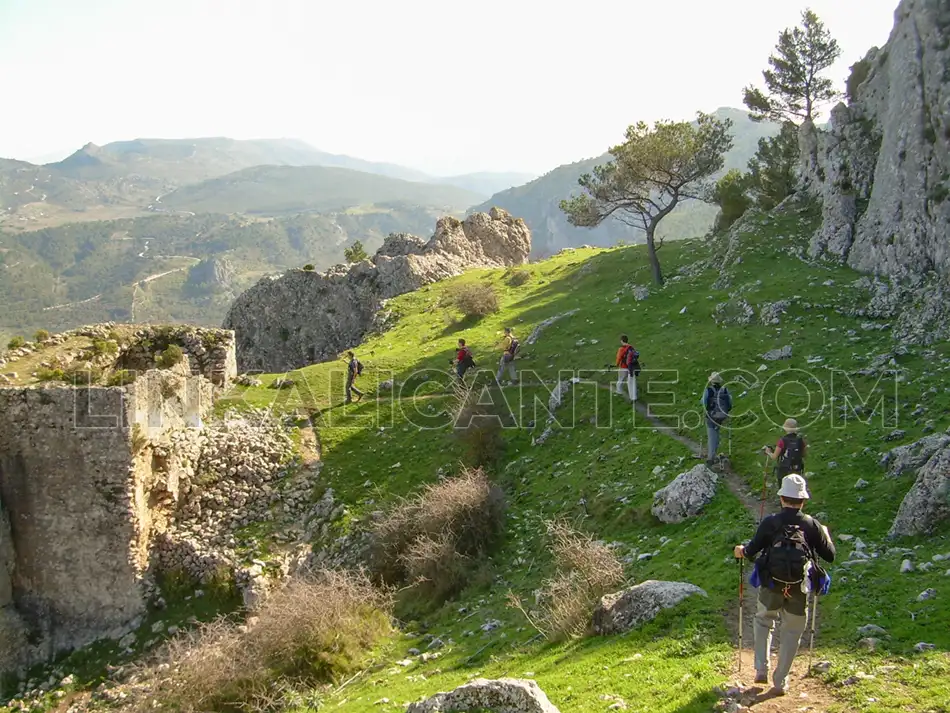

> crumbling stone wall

[{"left": 0, "top": 365, "right": 217, "bottom": 674}]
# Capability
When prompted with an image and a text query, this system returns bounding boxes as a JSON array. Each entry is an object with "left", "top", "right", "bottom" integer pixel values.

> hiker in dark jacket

[
  {"left": 701, "top": 372, "right": 731, "bottom": 465},
  {"left": 764, "top": 418, "right": 807, "bottom": 486},
  {"left": 345, "top": 351, "right": 364, "bottom": 404},
  {"left": 453, "top": 338, "right": 475, "bottom": 383},
  {"left": 734, "top": 475, "right": 835, "bottom": 696}
]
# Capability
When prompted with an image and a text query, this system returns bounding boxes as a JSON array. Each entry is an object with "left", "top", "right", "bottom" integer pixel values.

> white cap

[{"left": 778, "top": 474, "right": 810, "bottom": 500}]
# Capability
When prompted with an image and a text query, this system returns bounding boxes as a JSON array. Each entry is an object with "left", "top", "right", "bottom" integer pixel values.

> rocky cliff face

[
  {"left": 801, "top": 0, "right": 950, "bottom": 329},
  {"left": 224, "top": 208, "right": 531, "bottom": 373}
]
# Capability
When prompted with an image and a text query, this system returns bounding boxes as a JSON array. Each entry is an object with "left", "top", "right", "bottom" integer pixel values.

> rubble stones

[{"left": 592, "top": 581, "right": 708, "bottom": 635}]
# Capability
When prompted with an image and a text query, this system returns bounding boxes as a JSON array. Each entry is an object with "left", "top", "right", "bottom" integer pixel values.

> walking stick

[
  {"left": 759, "top": 454, "right": 770, "bottom": 523},
  {"left": 737, "top": 557, "right": 744, "bottom": 678},
  {"left": 807, "top": 592, "right": 818, "bottom": 676}
]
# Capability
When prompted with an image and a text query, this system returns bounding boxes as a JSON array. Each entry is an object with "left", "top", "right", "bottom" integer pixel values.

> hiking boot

[
  {"left": 355, "top": 393, "right": 363, "bottom": 402},
  {"left": 771, "top": 680, "right": 788, "bottom": 696},
  {"left": 754, "top": 672, "right": 768, "bottom": 685}
]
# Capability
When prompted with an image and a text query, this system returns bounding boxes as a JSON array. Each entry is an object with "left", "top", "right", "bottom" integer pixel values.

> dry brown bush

[
  {"left": 508, "top": 522, "right": 624, "bottom": 641},
  {"left": 371, "top": 467, "right": 505, "bottom": 603},
  {"left": 142, "top": 569, "right": 391, "bottom": 713},
  {"left": 446, "top": 282, "right": 500, "bottom": 318}
]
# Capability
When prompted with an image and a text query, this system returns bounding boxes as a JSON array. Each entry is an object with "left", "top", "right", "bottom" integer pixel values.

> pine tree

[
  {"left": 743, "top": 9, "right": 841, "bottom": 124},
  {"left": 560, "top": 113, "right": 733, "bottom": 285}
]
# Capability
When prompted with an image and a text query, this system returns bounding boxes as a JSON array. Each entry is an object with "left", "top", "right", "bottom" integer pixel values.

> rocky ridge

[{"left": 223, "top": 208, "right": 531, "bottom": 373}]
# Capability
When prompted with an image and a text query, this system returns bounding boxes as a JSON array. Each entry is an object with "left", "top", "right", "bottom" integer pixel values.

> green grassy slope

[
  {"left": 160, "top": 165, "right": 482, "bottom": 216},
  {"left": 218, "top": 200, "right": 950, "bottom": 711}
]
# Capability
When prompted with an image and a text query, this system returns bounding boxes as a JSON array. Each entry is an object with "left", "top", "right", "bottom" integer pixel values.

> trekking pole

[
  {"left": 759, "top": 453, "right": 770, "bottom": 524},
  {"left": 737, "top": 557, "right": 744, "bottom": 678},
  {"left": 807, "top": 591, "right": 818, "bottom": 676}
]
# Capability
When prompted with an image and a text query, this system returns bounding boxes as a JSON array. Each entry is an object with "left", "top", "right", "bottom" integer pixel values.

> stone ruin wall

[{"left": 0, "top": 330, "right": 233, "bottom": 675}]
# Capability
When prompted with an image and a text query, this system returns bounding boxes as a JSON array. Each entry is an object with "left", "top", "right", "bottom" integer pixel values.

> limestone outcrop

[
  {"left": 224, "top": 208, "right": 531, "bottom": 373},
  {"left": 592, "top": 580, "right": 708, "bottom": 635},
  {"left": 888, "top": 434, "right": 950, "bottom": 538},
  {"left": 651, "top": 464, "right": 719, "bottom": 524},
  {"left": 406, "top": 678, "right": 560, "bottom": 713},
  {"left": 800, "top": 0, "right": 950, "bottom": 341}
]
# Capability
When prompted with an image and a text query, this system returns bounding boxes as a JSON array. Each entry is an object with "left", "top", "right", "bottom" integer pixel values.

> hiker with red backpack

[
  {"left": 764, "top": 418, "right": 807, "bottom": 486},
  {"left": 453, "top": 338, "right": 476, "bottom": 384},
  {"left": 733, "top": 475, "right": 835, "bottom": 696},
  {"left": 614, "top": 335, "right": 640, "bottom": 401}
]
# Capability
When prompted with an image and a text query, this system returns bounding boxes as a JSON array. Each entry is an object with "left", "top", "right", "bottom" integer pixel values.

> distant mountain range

[
  {"left": 471, "top": 108, "right": 780, "bottom": 257},
  {"left": 0, "top": 109, "right": 779, "bottom": 341},
  {"left": 0, "top": 137, "right": 536, "bottom": 232}
]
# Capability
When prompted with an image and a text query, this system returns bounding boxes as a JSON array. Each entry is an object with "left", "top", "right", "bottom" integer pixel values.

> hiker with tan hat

[
  {"left": 763, "top": 418, "right": 807, "bottom": 486},
  {"left": 733, "top": 474, "right": 835, "bottom": 696}
]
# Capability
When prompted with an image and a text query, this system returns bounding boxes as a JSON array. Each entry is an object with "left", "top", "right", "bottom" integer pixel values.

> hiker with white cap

[
  {"left": 763, "top": 418, "right": 807, "bottom": 486},
  {"left": 701, "top": 372, "right": 732, "bottom": 465},
  {"left": 733, "top": 474, "right": 835, "bottom": 696}
]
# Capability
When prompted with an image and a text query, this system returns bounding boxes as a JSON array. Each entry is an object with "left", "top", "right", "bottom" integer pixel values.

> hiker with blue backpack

[
  {"left": 701, "top": 372, "right": 732, "bottom": 465},
  {"left": 733, "top": 474, "right": 835, "bottom": 696},
  {"left": 614, "top": 335, "right": 640, "bottom": 401}
]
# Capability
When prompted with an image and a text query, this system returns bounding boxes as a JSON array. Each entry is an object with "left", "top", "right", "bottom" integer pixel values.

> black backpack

[
  {"left": 461, "top": 348, "right": 475, "bottom": 368},
  {"left": 778, "top": 434, "right": 805, "bottom": 472},
  {"left": 508, "top": 338, "right": 520, "bottom": 356},
  {"left": 764, "top": 524, "right": 811, "bottom": 587},
  {"left": 354, "top": 359, "right": 364, "bottom": 376}
]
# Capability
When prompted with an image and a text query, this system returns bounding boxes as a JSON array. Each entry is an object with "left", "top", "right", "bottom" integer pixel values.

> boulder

[
  {"left": 889, "top": 441, "right": 950, "bottom": 537},
  {"left": 651, "top": 464, "right": 718, "bottom": 524},
  {"left": 225, "top": 210, "right": 531, "bottom": 372},
  {"left": 880, "top": 434, "right": 950, "bottom": 477},
  {"left": 592, "top": 580, "right": 708, "bottom": 635},
  {"left": 761, "top": 345, "right": 793, "bottom": 361},
  {"left": 405, "top": 678, "right": 560, "bottom": 713}
]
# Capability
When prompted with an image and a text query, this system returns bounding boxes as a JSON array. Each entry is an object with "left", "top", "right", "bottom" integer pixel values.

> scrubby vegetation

[
  {"left": 509, "top": 522, "right": 625, "bottom": 641},
  {"left": 142, "top": 570, "right": 392, "bottom": 713},
  {"left": 445, "top": 282, "right": 500, "bottom": 319},
  {"left": 371, "top": 467, "right": 506, "bottom": 607},
  {"left": 6, "top": 336, "right": 25, "bottom": 350}
]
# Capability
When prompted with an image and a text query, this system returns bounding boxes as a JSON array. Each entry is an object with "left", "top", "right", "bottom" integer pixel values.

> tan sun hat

[
  {"left": 708, "top": 372, "right": 722, "bottom": 384},
  {"left": 778, "top": 474, "right": 810, "bottom": 500},
  {"left": 782, "top": 418, "right": 799, "bottom": 433}
]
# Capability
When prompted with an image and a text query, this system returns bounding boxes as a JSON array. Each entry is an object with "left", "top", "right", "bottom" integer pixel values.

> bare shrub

[
  {"left": 400, "top": 532, "right": 469, "bottom": 603},
  {"left": 372, "top": 467, "right": 505, "bottom": 602},
  {"left": 143, "top": 570, "right": 391, "bottom": 713},
  {"left": 447, "top": 282, "right": 500, "bottom": 319},
  {"left": 508, "top": 522, "right": 624, "bottom": 641}
]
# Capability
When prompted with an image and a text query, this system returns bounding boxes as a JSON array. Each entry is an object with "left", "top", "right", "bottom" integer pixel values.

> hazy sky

[{"left": 1, "top": 0, "right": 898, "bottom": 176}]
